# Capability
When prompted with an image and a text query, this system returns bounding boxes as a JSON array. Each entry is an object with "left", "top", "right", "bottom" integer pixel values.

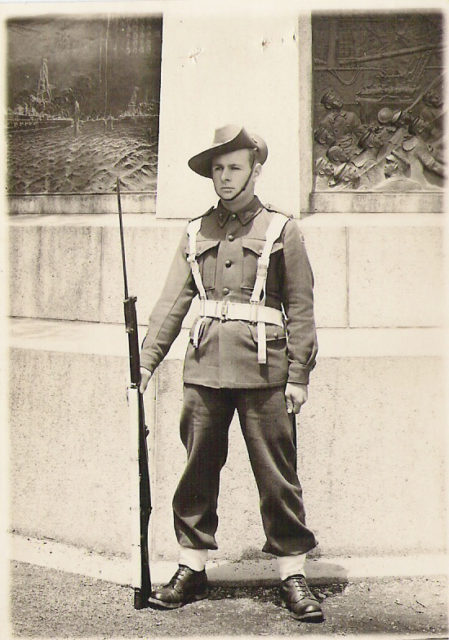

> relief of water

[{"left": 7, "top": 119, "right": 158, "bottom": 194}]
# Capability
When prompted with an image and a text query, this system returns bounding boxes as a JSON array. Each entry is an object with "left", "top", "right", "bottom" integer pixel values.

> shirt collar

[{"left": 216, "top": 196, "right": 263, "bottom": 227}]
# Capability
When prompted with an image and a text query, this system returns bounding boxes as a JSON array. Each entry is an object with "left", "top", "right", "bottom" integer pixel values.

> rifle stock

[{"left": 117, "top": 179, "right": 152, "bottom": 609}]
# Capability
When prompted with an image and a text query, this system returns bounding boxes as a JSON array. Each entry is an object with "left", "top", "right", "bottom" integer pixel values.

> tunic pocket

[
  {"left": 195, "top": 239, "right": 220, "bottom": 291},
  {"left": 247, "top": 322, "right": 286, "bottom": 344},
  {"left": 241, "top": 238, "right": 283, "bottom": 292},
  {"left": 246, "top": 321, "right": 287, "bottom": 369}
]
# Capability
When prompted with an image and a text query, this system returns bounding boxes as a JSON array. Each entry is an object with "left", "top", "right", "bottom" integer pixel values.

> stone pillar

[
  {"left": 298, "top": 12, "right": 313, "bottom": 214},
  {"left": 156, "top": 8, "right": 301, "bottom": 217}
]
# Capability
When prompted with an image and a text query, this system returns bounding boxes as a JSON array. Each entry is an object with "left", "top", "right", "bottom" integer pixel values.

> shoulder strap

[
  {"left": 250, "top": 213, "right": 289, "bottom": 304},
  {"left": 189, "top": 206, "right": 214, "bottom": 222},
  {"left": 251, "top": 213, "right": 290, "bottom": 365},
  {"left": 264, "top": 203, "right": 293, "bottom": 218},
  {"left": 186, "top": 210, "right": 214, "bottom": 347},
  {"left": 186, "top": 217, "right": 202, "bottom": 258},
  {"left": 186, "top": 217, "right": 207, "bottom": 300}
]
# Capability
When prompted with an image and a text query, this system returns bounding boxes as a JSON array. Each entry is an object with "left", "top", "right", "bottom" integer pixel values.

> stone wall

[{"left": 9, "top": 212, "right": 446, "bottom": 560}]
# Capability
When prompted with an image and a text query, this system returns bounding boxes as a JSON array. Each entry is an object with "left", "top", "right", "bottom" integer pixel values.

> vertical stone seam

[
  {"left": 346, "top": 226, "right": 350, "bottom": 328},
  {"left": 36, "top": 225, "right": 43, "bottom": 318},
  {"left": 99, "top": 224, "right": 105, "bottom": 323}
]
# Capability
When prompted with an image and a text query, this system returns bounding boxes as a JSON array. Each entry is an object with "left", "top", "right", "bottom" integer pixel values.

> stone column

[{"left": 156, "top": 8, "right": 301, "bottom": 217}]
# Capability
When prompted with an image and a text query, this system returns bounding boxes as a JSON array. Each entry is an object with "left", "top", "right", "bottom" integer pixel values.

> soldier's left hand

[
  {"left": 139, "top": 367, "right": 153, "bottom": 395},
  {"left": 285, "top": 382, "right": 308, "bottom": 414}
]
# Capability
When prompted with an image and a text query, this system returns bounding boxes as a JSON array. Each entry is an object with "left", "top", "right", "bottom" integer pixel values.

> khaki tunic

[{"left": 140, "top": 196, "right": 318, "bottom": 388}]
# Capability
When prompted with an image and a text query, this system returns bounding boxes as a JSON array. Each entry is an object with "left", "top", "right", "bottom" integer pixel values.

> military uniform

[{"left": 141, "top": 195, "right": 318, "bottom": 557}]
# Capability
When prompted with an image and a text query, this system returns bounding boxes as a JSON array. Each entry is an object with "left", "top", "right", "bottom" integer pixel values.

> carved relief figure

[
  {"left": 376, "top": 150, "right": 422, "bottom": 191},
  {"left": 312, "top": 13, "right": 445, "bottom": 193},
  {"left": 315, "top": 89, "right": 363, "bottom": 157}
]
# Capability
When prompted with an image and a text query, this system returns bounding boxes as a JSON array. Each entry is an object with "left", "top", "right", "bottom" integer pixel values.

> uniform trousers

[{"left": 173, "top": 383, "right": 317, "bottom": 557}]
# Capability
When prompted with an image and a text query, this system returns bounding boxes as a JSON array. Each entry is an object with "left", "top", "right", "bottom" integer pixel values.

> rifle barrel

[
  {"left": 116, "top": 179, "right": 152, "bottom": 609},
  {"left": 117, "top": 178, "right": 129, "bottom": 301}
]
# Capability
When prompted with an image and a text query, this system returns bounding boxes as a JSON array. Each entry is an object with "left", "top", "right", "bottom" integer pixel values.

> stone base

[{"left": 9, "top": 318, "right": 446, "bottom": 560}]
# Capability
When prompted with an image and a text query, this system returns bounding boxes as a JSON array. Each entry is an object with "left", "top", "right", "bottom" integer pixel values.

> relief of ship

[
  {"left": 118, "top": 86, "right": 159, "bottom": 122},
  {"left": 7, "top": 58, "right": 73, "bottom": 132},
  {"left": 355, "top": 51, "right": 432, "bottom": 120},
  {"left": 7, "top": 112, "right": 73, "bottom": 132}
]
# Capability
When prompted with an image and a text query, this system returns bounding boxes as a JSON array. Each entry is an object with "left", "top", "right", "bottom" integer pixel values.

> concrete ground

[{"left": 8, "top": 560, "right": 448, "bottom": 637}]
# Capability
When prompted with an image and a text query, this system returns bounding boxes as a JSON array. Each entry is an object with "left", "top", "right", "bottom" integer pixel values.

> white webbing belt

[
  {"left": 187, "top": 212, "right": 289, "bottom": 364},
  {"left": 199, "top": 300, "right": 283, "bottom": 327}
]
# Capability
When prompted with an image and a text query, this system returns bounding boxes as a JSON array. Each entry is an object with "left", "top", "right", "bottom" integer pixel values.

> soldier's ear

[{"left": 253, "top": 162, "right": 263, "bottom": 181}]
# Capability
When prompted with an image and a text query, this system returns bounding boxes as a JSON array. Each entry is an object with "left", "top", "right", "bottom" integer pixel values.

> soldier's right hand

[{"left": 139, "top": 368, "right": 153, "bottom": 394}]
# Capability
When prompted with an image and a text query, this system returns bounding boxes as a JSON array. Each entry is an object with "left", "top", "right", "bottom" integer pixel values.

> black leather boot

[
  {"left": 149, "top": 565, "right": 208, "bottom": 609},
  {"left": 280, "top": 574, "right": 324, "bottom": 622}
]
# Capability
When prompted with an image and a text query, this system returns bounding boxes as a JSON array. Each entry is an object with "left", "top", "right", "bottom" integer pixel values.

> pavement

[
  {"left": 7, "top": 560, "right": 448, "bottom": 637},
  {"left": 4, "top": 535, "right": 449, "bottom": 638},
  {"left": 8, "top": 533, "right": 448, "bottom": 586}
]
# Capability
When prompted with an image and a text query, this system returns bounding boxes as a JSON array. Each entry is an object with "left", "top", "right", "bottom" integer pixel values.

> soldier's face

[
  {"left": 384, "top": 156, "right": 398, "bottom": 178},
  {"left": 211, "top": 149, "right": 257, "bottom": 200}
]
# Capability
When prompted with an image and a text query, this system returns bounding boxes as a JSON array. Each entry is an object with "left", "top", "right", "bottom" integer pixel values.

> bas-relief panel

[
  {"left": 7, "top": 15, "right": 162, "bottom": 195},
  {"left": 312, "top": 13, "right": 445, "bottom": 193}
]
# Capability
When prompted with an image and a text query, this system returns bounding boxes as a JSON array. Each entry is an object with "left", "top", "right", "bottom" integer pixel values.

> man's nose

[{"left": 221, "top": 167, "right": 231, "bottom": 181}]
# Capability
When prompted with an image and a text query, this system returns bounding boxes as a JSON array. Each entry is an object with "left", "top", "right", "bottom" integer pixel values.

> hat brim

[{"left": 188, "top": 128, "right": 268, "bottom": 178}]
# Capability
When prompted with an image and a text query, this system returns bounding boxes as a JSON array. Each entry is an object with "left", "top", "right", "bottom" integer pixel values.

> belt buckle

[{"left": 220, "top": 300, "right": 229, "bottom": 321}]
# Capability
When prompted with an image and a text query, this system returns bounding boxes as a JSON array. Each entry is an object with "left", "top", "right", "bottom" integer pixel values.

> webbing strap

[
  {"left": 251, "top": 213, "right": 289, "bottom": 364},
  {"left": 186, "top": 218, "right": 207, "bottom": 301},
  {"left": 250, "top": 213, "right": 289, "bottom": 304},
  {"left": 191, "top": 316, "right": 204, "bottom": 348},
  {"left": 187, "top": 211, "right": 289, "bottom": 364}
]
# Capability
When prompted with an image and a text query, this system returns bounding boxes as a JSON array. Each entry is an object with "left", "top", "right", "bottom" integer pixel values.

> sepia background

[{"left": 6, "top": 1, "right": 447, "bottom": 628}]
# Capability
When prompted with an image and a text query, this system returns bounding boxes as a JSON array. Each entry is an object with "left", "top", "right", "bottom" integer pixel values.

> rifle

[{"left": 117, "top": 177, "right": 152, "bottom": 609}]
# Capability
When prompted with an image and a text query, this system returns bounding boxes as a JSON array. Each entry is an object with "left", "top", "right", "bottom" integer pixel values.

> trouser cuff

[
  {"left": 178, "top": 545, "right": 209, "bottom": 571},
  {"left": 277, "top": 553, "right": 307, "bottom": 581}
]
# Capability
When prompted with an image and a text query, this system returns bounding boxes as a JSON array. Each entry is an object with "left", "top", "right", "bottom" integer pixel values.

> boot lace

[
  {"left": 287, "top": 575, "right": 313, "bottom": 599},
  {"left": 168, "top": 565, "right": 192, "bottom": 586}
]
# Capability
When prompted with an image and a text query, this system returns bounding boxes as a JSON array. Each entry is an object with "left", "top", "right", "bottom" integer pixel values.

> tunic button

[
  {"left": 223, "top": 287, "right": 230, "bottom": 295},
  {"left": 228, "top": 234, "right": 234, "bottom": 241},
  {"left": 231, "top": 213, "right": 237, "bottom": 220},
  {"left": 274, "top": 332, "right": 279, "bottom": 339},
  {"left": 225, "top": 259, "right": 232, "bottom": 268}
]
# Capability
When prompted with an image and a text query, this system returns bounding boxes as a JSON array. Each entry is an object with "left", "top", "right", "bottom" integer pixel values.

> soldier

[
  {"left": 381, "top": 149, "right": 421, "bottom": 191},
  {"left": 316, "top": 88, "right": 363, "bottom": 157},
  {"left": 139, "top": 124, "right": 323, "bottom": 623}
]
